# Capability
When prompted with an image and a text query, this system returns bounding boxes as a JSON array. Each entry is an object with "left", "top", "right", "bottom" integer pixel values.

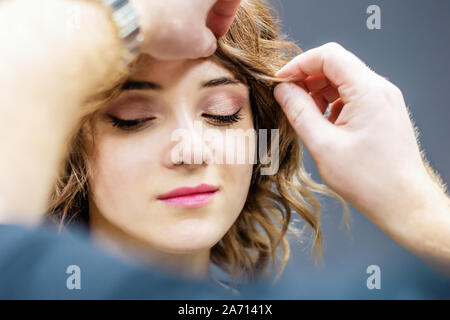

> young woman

[{"left": 47, "top": 0, "right": 349, "bottom": 290}]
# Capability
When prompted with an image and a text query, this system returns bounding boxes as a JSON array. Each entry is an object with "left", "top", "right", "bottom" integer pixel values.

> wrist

[
  {"left": 64, "top": 0, "right": 128, "bottom": 96},
  {"left": 0, "top": 0, "right": 127, "bottom": 223},
  {"left": 128, "top": 0, "right": 156, "bottom": 53},
  {"left": 377, "top": 168, "right": 450, "bottom": 251}
]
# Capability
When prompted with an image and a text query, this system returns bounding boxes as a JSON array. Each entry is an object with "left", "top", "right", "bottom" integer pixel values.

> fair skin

[
  {"left": 274, "top": 43, "right": 450, "bottom": 276},
  {"left": 130, "top": 0, "right": 241, "bottom": 59},
  {"left": 0, "top": 0, "right": 242, "bottom": 224},
  {"left": 86, "top": 58, "right": 254, "bottom": 278},
  {"left": 0, "top": 0, "right": 449, "bottom": 276}
]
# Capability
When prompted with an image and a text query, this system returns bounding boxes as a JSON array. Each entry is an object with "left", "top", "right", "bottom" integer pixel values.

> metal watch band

[{"left": 100, "top": 0, "right": 143, "bottom": 63}]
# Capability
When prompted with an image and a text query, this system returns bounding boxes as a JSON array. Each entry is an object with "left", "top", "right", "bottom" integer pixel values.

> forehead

[{"left": 130, "top": 57, "right": 235, "bottom": 86}]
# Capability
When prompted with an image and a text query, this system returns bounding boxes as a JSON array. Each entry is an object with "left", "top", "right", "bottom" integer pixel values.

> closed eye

[
  {"left": 202, "top": 108, "right": 243, "bottom": 126},
  {"left": 107, "top": 107, "right": 243, "bottom": 131},
  {"left": 107, "top": 115, "right": 155, "bottom": 131}
]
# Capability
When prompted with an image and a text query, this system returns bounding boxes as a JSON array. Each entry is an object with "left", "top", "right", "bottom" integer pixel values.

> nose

[{"left": 162, "top": 113, "right": 214, "bottom": 168}]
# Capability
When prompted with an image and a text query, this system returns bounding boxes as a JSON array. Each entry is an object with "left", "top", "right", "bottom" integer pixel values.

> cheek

[
  {"left": 221, "top": 163, "right": 253, "bottom": 204},
  {"left": 95, "top": 140, "right": 144, "bottom": 186},
  {"left": 88, "top": 134, "right": 159, "bottom": 217},
  {"left": 216, "top": 132, "right": 255, "bottom": 224},
  {"left": 213, "top": 161, "right": 253, "bottom": 243}
]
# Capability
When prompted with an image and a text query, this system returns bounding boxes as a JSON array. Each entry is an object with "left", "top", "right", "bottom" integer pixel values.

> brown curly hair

[{"left": 47, "top": 0, "right": 350, "bottom": 287}]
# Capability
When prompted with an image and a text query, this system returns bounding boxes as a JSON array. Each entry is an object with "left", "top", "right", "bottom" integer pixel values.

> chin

[
  {"left": 155, "top": 226, "right": 223, "bottom": 253},
  {"left": 160, "top": 243, "right": 214, "bottom": 254}
]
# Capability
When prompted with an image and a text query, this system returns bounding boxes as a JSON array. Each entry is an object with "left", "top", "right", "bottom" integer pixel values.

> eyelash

[
  {"left": 108, "top": 108, "right": 243, "bottom": 131},
  {"left": 202, "top": 108, "right": 243, "bottom": 126},
  {"left": 108, "top": 116, "right": 155, "bottom": 131}
]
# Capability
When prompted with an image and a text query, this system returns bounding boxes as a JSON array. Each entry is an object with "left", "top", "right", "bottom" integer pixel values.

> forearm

[
  {"left": 0, "top": 0, "right": 124, "bottom": 224},
  {"left": 376, "top": 169, "right": 450, "bottom": 276}
]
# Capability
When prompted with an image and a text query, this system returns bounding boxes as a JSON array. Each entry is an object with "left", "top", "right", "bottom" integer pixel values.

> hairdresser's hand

[
  {"left": 274, "top": 42, "right": 431, "bottom": 223},
  {"left": 274, "top": 42, "right": 450, "bottom": 274},
  {"left": 131, "top": 0, "right": 241, "bottom": 59},
  {"left": 0, "top": 0, "right": 239, "bottom": 224}
]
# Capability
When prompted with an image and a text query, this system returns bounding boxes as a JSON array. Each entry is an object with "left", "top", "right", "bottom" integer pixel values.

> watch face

[{"left": 102, "top": 0, "right": 142, "bottom": 59}]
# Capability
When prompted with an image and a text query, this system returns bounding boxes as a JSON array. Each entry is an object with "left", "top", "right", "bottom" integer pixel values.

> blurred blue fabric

[{"left": 0, "top": 224, "right": 449, "bottom": 299}]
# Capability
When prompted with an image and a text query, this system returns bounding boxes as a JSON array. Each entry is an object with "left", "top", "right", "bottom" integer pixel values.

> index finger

[
  {"left": 276, "top": 42, "right": 373, "bottom": 89},
  {"left": 206, "top": 0, "right": 242, "bottom": 37}
]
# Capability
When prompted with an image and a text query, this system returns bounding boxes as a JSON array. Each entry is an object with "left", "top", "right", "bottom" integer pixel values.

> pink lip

[{"left": 157, "top": 184, "right": 219, "bottom": 208}]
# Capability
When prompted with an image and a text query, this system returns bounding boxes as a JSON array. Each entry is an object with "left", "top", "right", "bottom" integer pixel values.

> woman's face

[{"left": 87, "top": 58, "right": 255, "bottom": 254}]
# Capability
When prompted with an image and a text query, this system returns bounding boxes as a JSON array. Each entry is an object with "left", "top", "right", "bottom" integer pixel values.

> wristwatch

[{"left": 98, "top": 0, "right": 144, "bottom": 64}]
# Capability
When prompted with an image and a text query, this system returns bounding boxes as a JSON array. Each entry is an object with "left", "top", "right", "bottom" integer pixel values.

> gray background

[{"left": 264, "top": 0, "right": 450, "bottom": 298}]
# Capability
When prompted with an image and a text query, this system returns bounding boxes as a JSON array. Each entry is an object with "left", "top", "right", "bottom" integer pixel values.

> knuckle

[
  {"left": 389, "top": 83, "right": 404, "bottom": 99},
  {"left": 321, "top": 42, "right": 349, "bottom": 67},
  {"left": 380, "top": 76, "right": 403, "bottom": 97},
  {"left": 372, "top": 76, "right": 404, "bottom": 103},
  {"left": 291, "top": 104, "right": 305, "bottom": 125},
  {"left": 323, "top": 41, "right": 344, "bottom": 52},
  {"left": 283, "top": 92, "right": 299, "bottom": 114},
  {"left": 167, "top": 18, "right": 185, "bottom": 34},
  {"left": 280, "top": 91, "right": 305, "bottom": 126}
]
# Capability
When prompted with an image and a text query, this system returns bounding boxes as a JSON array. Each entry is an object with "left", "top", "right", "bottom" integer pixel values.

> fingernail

[
  {"left": 277, "top": 62, "right": 296, "bottom": 78},
  {"left": 275, "top": 67, "right": 286, "bottom": 78}
]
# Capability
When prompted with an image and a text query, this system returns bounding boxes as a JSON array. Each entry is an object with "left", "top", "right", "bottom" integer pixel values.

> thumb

[
  {"left": 194, "top": 27, "right": 218, "bottom": 58},
  {"left": 274, "top": 82, "right": 336, "bottom": 155}
]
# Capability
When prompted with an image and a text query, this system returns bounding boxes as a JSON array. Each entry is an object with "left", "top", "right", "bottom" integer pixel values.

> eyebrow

[
  {"left": 201, "top": 77, "right": 242, "bottom": 88},
  {"left": 120, "top": 76, "right": 242, "bottom": 92},
  {"left": 121, "top": 80, "right": 162, "bottom": 91}
]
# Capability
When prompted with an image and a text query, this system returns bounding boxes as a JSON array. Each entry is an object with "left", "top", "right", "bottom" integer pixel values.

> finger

[
  {"left": 302, "top": 75, "right": 339, "bottom": 104},
  {"left": 295, "top": 81, "right": 308, "bottom": 91},
  {"left": 310, "top": 92, "right": 329, "bottom": 114},
  {"left": 303, "top": 75, "right": 330, "bottom": 92},
  {"left": 206, "top": 0, "right": 242, "bottom": 37},
  {"left": 327, "top": 98, "right": 345, "bottom": 124},
  {"left": 194, "top": 27, "right": 218, "bottom": 58},
  {"left": 276, "top": 42, "right": 372, "bottom": 97},
  {"left": 274, "top": 82, "right": 335, "bottom": 155},
  {"left": 315, "top": 85, "right": 340, "bottom": 104}
]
